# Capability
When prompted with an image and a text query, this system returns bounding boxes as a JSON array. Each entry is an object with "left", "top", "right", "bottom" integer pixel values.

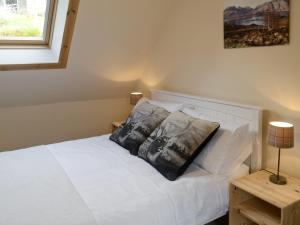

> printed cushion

[
  {"left": 138, "top": 111, "right": 220, "bottom": 181},
  {"left": 110, "top": 102, "right": 170, "bottom": 155}
]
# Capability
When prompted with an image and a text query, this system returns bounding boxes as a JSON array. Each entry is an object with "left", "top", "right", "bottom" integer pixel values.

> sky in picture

[{"left": 224, "top": 0, "right": 271, "bottom": 9}]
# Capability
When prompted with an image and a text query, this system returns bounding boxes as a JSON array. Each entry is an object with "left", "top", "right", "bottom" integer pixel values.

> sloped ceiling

[{"left": 0, "top": 0, "right": 173, "bottom": 107}]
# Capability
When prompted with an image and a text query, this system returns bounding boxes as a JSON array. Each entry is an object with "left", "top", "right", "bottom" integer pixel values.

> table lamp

[
  {"left": 267, "top": 121, "right": 294, "bottom": 185},
  {"left": 130, "top": 92, "right": 143, "bottom": 105}
]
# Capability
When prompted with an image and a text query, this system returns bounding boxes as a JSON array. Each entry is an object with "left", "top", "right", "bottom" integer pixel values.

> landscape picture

[{"left": 224, "top": 0, "right": 289, "bottom": 48}]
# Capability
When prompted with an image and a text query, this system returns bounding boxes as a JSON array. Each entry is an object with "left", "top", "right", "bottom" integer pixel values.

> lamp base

[{"left": 269, "top": 174, "right": 287, "bottom": 185}]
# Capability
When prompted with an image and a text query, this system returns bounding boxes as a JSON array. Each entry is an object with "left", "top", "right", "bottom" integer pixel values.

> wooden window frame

[
  {"left": 0, "top": 0, "right": 57, "bottom": 47},
  {"left": 0, "top": 0, "right": 80, "bottom": 71}
]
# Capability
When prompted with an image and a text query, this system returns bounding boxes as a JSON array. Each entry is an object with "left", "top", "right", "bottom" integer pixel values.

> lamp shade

[
  {"left": 130, "top": 92, "right": 143, "bottom": 105},
  {"left": 267, "top": 122, "right": 294, "bottom": 149}
]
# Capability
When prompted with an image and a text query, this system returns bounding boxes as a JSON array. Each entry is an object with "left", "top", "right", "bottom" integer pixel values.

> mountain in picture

[{"left": 224, "top": 0, "right": 289, "bottom": 48}]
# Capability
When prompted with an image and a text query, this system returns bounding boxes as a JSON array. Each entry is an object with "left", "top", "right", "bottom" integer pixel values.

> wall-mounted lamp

[{"left": 130, "top": 92, "right": 143, "bottom": 105}]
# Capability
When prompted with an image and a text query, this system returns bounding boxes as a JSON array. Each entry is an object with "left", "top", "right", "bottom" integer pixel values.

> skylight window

[
  {"left": 0, "top": 0, "right": 80, "bottom": 71},
  {"left": 0, "top": 0, "right": 55, "bottom": 45}
]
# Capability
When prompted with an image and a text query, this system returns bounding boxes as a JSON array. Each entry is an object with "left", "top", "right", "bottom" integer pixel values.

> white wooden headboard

[{"left": 151, "top": 89, "right": 263, "bottom": 172}]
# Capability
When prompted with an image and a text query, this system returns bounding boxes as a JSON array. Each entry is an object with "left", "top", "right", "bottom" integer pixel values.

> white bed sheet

[
  {"left": 0, "top": 146, "right": 97, "bottom": 225},
  {"left": 0, "top": 134, "right": 248, "bottom": 225},
  {"left": 48, "top": 135, "right": 247, "bottom": 225}
]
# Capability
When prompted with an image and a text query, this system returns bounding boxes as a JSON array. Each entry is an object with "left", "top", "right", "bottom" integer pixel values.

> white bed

[{"left": 0, "top": 90, "right": 262, "bottom": 225}]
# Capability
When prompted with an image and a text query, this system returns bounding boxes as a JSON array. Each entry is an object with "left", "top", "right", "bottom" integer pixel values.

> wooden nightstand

[
  {"left": 230, "top": 170, "right": 300, "bottom": 225},
  {"left": 112, "top": 121, "right": 123, "bottom": 133}
]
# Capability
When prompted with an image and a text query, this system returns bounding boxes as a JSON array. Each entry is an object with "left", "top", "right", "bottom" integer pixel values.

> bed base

[{"left": 205, "top": 214, "right": 228, "bottom": 225}]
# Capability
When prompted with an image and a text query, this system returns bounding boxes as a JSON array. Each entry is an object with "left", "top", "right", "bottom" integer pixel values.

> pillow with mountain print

[
  {"left": 138, "top": 111, "right": 220, "bottom": 181},
  {"left": 110, "top": 102, "right": 170, "bottom": 155}
]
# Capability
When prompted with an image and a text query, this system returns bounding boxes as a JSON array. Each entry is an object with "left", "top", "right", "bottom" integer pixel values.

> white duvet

[{"left": 0, "top": 135, "right": 244, "bottom": 225}]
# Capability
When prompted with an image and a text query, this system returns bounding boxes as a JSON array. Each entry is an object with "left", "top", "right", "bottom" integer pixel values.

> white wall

[
  {"left": 2, "top": 0, "right": 299, "bottom": 180},
  {"left": 0, "top": 0, "right": 173, "bottom": 107},
  {"left": 0, "top": 0, "right": 173, "bottom": 151},
  {"left": 0, "top": 98, "right": 131, "bottom": 151},
  {"left": 137, "top": 0, "right": 300, "bottom": 178}
]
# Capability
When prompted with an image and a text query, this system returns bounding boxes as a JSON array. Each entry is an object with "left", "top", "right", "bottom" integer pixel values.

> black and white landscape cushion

[
  {"left": 138, "top": 111, "right": 220, "bottom": 181},
  {"left": 110, "top": 102, "right": 170, "bottom": 155}
]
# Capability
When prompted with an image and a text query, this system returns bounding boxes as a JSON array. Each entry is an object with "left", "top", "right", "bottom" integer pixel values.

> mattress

[{"left": 0, "top": 135, "right": 248, "bottom": 225}]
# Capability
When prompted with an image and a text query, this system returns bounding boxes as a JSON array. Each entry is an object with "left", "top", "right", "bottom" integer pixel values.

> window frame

[{"left": 0, "top": 0, "right": 57, "bottom": 47}]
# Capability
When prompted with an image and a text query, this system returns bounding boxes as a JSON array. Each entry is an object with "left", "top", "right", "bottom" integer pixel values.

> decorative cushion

[
  {"left": 138, "top": 111, "right": 220, "bottom": 181},
  {"left": 110, "top": 102, "right": 170, "bottom": 155}
]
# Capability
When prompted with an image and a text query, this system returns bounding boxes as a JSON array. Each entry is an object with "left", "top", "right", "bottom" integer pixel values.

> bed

[{"left": 0, "top": 90, "right": 263, "bottom": 225}]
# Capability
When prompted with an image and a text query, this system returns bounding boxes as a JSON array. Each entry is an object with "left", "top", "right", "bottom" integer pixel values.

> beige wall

[
  {"left": 1, "top": 0, "right": 299, "bottom": 178},
  {"left": 138, "top": 0, "right": 300, "bottom": 178},
  {"left": 0, "top": 0, "right": 173, "bottom": 107},
  {"left": 0, "top": 0, "right": 172, "bottom": 150},
  {"left": 0, "top": 98, "right": 131, "bottom": 151}
]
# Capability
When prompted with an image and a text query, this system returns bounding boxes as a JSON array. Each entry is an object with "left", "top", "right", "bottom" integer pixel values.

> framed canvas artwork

[{"left": 224, "top": 0, "right": 289, "bottom": 48}]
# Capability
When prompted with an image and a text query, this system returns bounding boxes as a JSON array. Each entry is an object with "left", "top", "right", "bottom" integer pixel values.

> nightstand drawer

[
  {"left": 230, "top": 185, "right": 281, "bottom": 225},
  {"left": 229, "top": 170, "right": 300, "bottom": 225}
]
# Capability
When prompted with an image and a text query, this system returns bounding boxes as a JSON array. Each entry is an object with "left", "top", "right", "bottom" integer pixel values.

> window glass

[{"left": 0, "top": 0, "right": 49, "bottom": 41}]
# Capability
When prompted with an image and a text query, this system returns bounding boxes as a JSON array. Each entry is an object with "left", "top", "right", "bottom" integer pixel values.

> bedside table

[
  {"left": 230, "top": 169, "right": 300, "bottom": 225},
  {"left": 112, "top": 121, "right": 123, "bottom": 133}
]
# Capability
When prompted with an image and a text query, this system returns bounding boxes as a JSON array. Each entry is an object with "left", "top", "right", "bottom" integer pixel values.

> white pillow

[
  {"left": 182, "top": 107, "right": 253, "bottom": 175},
  {"left": 135, "top": 97, "right": 185, "bottom": 113},
  {"left": 228, "top": 164, "right": 250, "bottom": 181}
]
